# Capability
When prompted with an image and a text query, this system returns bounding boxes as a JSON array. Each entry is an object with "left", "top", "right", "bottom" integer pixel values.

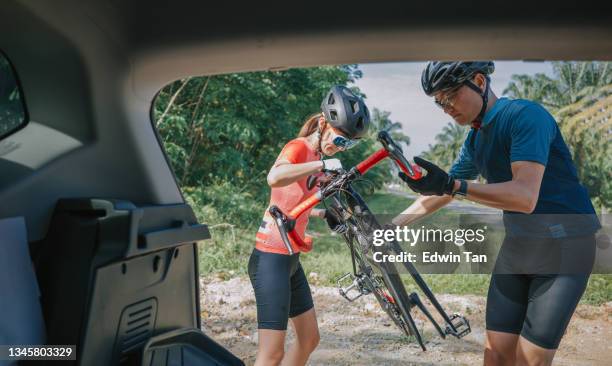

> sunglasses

[
  {"left": 434, "top": 86, "right": 462, "bottom": 110},
  {"left": 329, "top": 128, "right": 359, "bottom": 150}
]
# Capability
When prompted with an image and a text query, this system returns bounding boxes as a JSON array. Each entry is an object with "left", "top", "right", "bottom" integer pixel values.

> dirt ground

[{"left": 200, "top": 276, "right": 612, "bottom": 366}]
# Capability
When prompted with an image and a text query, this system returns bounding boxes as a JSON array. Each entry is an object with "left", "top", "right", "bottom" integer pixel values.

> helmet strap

[{"left": 464, "top": 77, "right": 490, "bottom": 149}]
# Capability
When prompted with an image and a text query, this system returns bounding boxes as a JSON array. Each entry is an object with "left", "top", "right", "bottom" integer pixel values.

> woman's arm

[
  {"left": 310, "top": 208, "right": 326, "bottom": 218},
  {"left": 267, "top": 159, "right": 323, "bottom": 187}
]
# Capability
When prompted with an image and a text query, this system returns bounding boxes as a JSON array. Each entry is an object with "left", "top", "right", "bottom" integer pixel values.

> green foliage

[
  {"left": 155, "top": 65, "right": 411, "bottom": 231},
  {"left": 421, "top": 122, "right": 467, "bottom": 171}
]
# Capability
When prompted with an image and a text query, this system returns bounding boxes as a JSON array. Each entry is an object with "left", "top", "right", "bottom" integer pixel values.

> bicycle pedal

[
  {"left": 445, "top": 314, "right": 471, "bottom": 338},
  {"left": 336, "top": 273, "right": 366, "bottom": 302}
]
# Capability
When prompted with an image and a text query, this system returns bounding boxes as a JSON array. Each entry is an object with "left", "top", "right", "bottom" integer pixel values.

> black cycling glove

[
  {"left": 398, "top": 156, "right": 455, "bottom": 196},
  {"left": 324, "top": 209, "right": 347, "bottom": 234}
]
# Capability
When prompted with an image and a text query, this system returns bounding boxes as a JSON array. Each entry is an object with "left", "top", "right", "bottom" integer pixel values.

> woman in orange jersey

[{"left": 249, "top": 85, "right": 371, "bottom": 366}]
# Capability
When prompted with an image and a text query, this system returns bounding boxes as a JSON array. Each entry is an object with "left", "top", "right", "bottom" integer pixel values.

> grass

[{"left": 197, "top": 191, "right": 612, "bottom": 306}]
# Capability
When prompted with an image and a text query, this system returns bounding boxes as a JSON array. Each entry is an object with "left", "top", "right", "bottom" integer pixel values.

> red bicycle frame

[{"left": 269, "top": 131, "right": 422, "bottom": 255}]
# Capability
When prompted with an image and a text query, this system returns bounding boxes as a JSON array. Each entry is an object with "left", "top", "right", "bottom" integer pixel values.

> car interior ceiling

[
  {"left": 0, "top": 0, "right": 610, "bottom": 240},
  {"left": 0, "top": 0, "right": 610, "bottom": 365}
]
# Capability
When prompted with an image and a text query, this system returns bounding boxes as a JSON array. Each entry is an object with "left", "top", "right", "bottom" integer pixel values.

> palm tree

[
  {"left": 504, "top": 62, "right": 612, "bottom": 112},
  {"left": 551, "top": 62, "right": 612, "bottom": 107},
  {"left": 503, "top": 73, "right": 558, "bottom": 108},
  {"left": 422, "top": 122, "right": 467, "bottom": 171},
  {"left": 370, "top": 108, "right": 410, "bottom": 146}
]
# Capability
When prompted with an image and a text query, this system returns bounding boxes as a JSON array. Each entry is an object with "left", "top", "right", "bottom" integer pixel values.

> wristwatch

[{"left": 452, "top": 179, "right": 468, "bottom": 198}]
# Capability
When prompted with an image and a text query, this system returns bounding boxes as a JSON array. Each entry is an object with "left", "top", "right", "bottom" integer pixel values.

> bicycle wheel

[
  {"left": 330, "top": 188, "right": 427, "bottom": 349},
  {"left": 348, "top": 219, "right": 427, "bottom": 350}
]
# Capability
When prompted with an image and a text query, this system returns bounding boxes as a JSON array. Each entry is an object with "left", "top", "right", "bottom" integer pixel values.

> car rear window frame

[{"left": 0, "top": 49, "right": 29, "bottom": 141}]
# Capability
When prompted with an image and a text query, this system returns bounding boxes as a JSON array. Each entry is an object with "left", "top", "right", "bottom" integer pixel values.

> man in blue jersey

[{"left": 394, "top": 61, "right": 600, "bottom": 366}]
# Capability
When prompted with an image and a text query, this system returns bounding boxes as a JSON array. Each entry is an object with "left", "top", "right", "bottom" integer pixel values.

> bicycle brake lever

[
  {"left": 269, "top": 205, "right": 296, "bottom": 255},
  {"left": 306, "top": 175, "right": 318, "bottom": 190}
]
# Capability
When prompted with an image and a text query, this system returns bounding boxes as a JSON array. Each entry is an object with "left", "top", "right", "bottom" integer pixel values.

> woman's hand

[{"left": 321, "top": 158, "right": 343, "bottom": 171}]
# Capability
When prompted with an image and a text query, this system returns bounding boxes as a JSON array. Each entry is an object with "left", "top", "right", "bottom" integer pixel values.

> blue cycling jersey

[{"left": 449, "top": 97, "right": 601, "bottom": 237}]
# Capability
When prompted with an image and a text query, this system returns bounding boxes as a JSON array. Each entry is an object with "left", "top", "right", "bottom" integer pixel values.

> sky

[{"left": 354, "top": 61, "right": 555, "bottom": 158}]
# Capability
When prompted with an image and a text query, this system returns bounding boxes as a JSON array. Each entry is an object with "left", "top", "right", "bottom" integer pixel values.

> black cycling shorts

[
  {"left": 486, "top": 234, "right": 596, "bottom": 349},
  {"left": 248, "top": 248, "right": 314, "bottom": 330}
]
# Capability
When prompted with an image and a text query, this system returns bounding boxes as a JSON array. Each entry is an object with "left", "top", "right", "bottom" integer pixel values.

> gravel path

[{"left": 200, "top": 276, "right": 612, "bottom": 366}]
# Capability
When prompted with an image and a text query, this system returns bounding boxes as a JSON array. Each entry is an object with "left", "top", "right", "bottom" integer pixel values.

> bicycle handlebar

[{"left": 269, "top": 131, "right": 422, "bottom": 254}]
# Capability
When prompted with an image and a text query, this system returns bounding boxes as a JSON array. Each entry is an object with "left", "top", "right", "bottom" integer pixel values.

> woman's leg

[
  {"left": 255, "top": 329, "right": 287, "bottom": 366},
  {"left": 282, "top": 308, "right": 320, "bottom": 366},
  {"left": 282, "top": 261, "right": 318, "bottom": 365},
  {"left": 248, "top": 249, "right": 294, "bottom": 366}
]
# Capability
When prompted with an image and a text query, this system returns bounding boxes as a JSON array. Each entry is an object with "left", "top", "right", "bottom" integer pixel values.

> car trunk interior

[{"left": 0, "top": 0, "right": 610, "bottom": 365}]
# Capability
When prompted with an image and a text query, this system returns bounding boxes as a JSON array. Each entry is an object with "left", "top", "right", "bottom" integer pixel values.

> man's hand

[
  {"left": 398, "top": 156, "right": 455, "bottom": 196},
  {"left": 324, "top": 209, "right": 347, "bottom": 234}
]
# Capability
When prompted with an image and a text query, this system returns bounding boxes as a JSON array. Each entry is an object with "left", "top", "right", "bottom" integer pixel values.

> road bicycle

[{"left": 269, "top": 131, "right": 471, "bottom": 350}]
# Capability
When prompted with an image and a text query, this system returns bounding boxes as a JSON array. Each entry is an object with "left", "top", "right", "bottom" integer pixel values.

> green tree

[
  {"left": 504, "top": 62, "right": 612, "bottom": 109},
  {"left": 153, "top": 65, "right": 405, "bottom": 227},
  {"left": 422, "top": 122, "right": 467, "bottom": 171}
]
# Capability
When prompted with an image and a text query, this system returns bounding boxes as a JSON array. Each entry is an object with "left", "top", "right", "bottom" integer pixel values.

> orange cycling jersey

[{"left": 256, "top": 137, "right": 322, "bottom": 255}]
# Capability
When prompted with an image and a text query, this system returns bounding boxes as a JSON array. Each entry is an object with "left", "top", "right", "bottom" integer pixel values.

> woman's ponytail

[{"left": 298, "top": 113, "right": 324, "bottom": 138}]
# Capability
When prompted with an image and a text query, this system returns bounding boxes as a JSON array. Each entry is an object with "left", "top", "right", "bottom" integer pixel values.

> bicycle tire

[{"left": 346, "top": 207, "right": 427, "bottom": 349}]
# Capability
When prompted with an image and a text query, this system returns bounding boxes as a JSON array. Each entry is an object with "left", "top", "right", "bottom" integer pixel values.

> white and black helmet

[
  {"left": 421, "top": 61, "right": 495, "bottom": 96},
  {"left": 320, "top": 85, "right": 371, "bottom": 139}
]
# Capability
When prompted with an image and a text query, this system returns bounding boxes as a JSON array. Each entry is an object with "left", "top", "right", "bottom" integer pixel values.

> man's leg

[
  {"left": 517, "top": 274, "right": 591, "bottom": 366},
  {"left": 484, "top": 330, "right": 519, "bottom": 366},
  {"left": 515, "top": 336, "right": 556, "bottom": 366},
  {"left": 484, "top": 271, "right": 529, "bottom": 365}
]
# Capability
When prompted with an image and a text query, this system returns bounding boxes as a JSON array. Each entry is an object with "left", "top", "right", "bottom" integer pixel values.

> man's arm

[
  {"left": 454, "top": 161, "right": 545, "bottom": 213},
  {"left": 392, "top": 137, "right": 475, "bottom": 226},
  {"left": 396, "top": 160, "right": 545, "bottom": 223},
  {"left": 392, "top": 195, "right": 453, "bottom": 226}
]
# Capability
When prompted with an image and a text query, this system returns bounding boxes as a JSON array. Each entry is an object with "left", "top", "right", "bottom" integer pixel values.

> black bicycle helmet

[
  {"left": 320, "top": 85, "right": 371, "bottom": 139},
  {"left": 421, "top": 61, "right": 495, "bottom": 96},
  {"left": 422, "top": 61, "right": 495, "bottom": 148}
]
